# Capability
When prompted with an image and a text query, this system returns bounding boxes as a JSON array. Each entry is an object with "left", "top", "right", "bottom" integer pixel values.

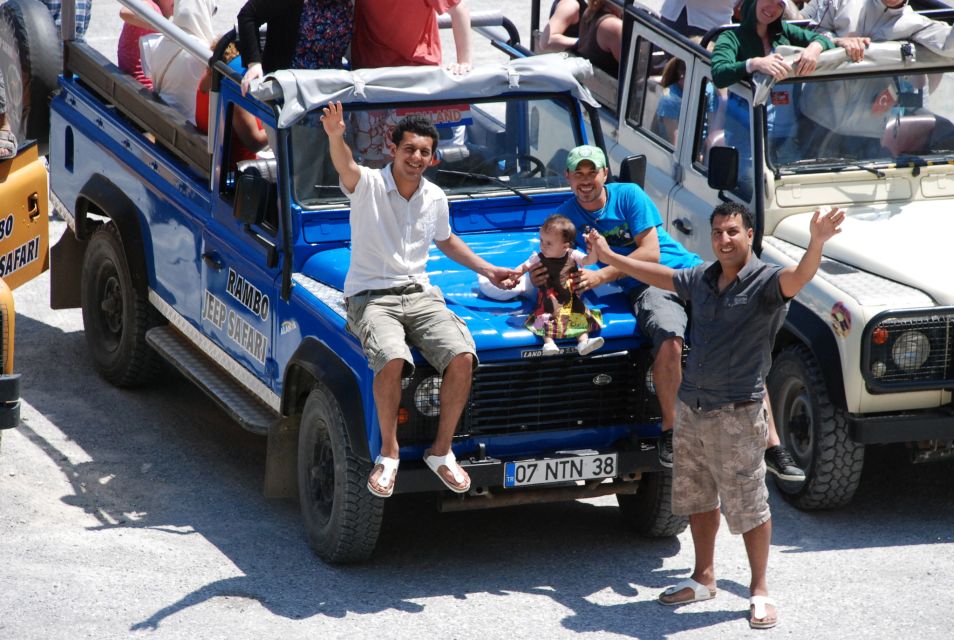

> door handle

[
  {"left": 673, "top": 218, "right": 693, "bottom": 236},
  {"left": 28, "top": 193, "right": 40, "bottom": 221},
  {"left": 202, "top": 252, "right": 224, "bottom": 271}
]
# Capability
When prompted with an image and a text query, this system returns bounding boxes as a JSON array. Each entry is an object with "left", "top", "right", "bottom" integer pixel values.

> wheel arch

[
  {"left": 281, "top": 337, "right": 370, "bottom": 462},
  {"left": 774, "top": 300, "right": 847, "bottom": 410}
]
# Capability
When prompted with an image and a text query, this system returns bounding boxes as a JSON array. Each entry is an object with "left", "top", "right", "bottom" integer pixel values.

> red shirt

[
  {"left": 195, "top": 89, "right": 259, "bottom": 168},
  {"left": 351, "top": 0, "right": 460, "bottom": 69}
]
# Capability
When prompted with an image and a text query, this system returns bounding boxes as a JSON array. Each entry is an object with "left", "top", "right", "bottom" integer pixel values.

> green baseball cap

[{"left": 566, "top": 145, "right": 607, "bottom": 171}]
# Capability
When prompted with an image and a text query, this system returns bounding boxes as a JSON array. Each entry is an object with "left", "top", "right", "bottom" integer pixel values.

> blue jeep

[{"left": 42, "top": 5, "right": 682, "bottom": 562}]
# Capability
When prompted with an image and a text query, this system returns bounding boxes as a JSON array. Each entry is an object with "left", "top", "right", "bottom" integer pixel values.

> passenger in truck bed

[
  {"left": 118, "top": 0, "right": 174, "bottom": 90},
  {"left": 575, "top": 0, "right": 622, "bottom": 76},
  {"left": 194, "top": 42, "right": 268, "bottom": 169},
  {"left": 351, "top": 0, "right": 472, "bottom": 74},
  {"left": 140, "top": 0, "right": 217, "bottom": 123},
  {"left": 237, "top": 0, "right": 353, "bottom": 94}
]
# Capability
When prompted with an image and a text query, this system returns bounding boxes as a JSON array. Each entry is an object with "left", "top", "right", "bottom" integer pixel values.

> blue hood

[{"left": 300, "top": 232, "right": 644, "bottom": 352}]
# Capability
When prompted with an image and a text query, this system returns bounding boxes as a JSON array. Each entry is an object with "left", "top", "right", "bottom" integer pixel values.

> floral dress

[
  {"left": 523, "top": 250, "right": 603, "bottom": 340},
  {"left": 293, "top": 0, "right": 354, "bottom": 70}
]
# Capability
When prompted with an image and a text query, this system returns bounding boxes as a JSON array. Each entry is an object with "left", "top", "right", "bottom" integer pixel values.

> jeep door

[{"left": 200, "top": 98, "right": 278, "bottom": 389}]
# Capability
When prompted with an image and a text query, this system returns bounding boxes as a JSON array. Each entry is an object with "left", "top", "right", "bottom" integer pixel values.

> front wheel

[
  {"left": 617, "top": 470, "right": 688, "bottom": 538},
  {"left": 768, "top": 345, "right": 864, "bottom": 510},
  {"left": 80, "top": 224, "right": 161, "bottom": 387},
  {"left": 297, "top": 387, "right": 383, "bottom": 563}
]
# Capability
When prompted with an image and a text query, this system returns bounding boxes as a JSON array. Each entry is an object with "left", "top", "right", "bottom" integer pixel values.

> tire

[
  {"left": 297, "top": 387, "right": 383, "bottom": 563},
  {"left": 80, "top": 224, "right": 161, "bottom": 387},
  {"left": 768, "top": 345, "right": 865, "bottom": 510},
  {"left": 617, "top": 470, "right": 688, "bottom": 538},
  {"left": 0, "top": 0, "right": 61, "bottom": 156}
]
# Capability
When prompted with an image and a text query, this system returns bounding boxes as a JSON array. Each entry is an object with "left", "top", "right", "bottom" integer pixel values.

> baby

[{"left": 508, "top": 214, "right": 604, "bottom": 356}]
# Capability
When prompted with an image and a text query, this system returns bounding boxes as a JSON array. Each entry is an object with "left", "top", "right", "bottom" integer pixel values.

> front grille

[
  {"left": 863, "top": 311, "right": 954, "bottom": 392},
  {"left": 398, "top": 350, "right": 659, "bottom": 443}
]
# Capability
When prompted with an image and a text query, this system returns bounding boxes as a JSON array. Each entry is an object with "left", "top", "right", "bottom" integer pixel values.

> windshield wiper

[
  {"left": 436, "top": 169, "right": 533, "bottom": 202},
  {"left": 785, "top": 158, "right": 885, "bottom": 178}
]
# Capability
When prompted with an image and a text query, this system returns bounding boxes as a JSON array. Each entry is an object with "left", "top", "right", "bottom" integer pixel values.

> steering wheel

[{"left": 480, "top": 153, "right": 546, "bottom": 179}]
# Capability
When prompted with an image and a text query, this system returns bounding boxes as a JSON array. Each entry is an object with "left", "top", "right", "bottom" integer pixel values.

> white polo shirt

[
  {"left": 660, "top": 0, "right": 734, "bottom": 32},
  {"left": 342, "top": 164, "right": 451, "bottom": 298}
]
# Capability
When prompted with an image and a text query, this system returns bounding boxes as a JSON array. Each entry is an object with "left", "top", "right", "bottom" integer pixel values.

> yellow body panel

[{"left": 0, "top": 144, "right": 50, "bottom": 290}]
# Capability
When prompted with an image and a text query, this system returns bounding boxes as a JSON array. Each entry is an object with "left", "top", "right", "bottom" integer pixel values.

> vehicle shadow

[{"left": 14, "top": 313, "right": 954, "bottom": 637}]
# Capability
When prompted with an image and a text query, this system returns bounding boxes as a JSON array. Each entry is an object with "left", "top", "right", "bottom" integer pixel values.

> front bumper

[
  {"left": 849, "top": 403, "right": 954, "bottom": 444},
  {"left": 394, "top": 438, "right": 663, "bottom": 494}
]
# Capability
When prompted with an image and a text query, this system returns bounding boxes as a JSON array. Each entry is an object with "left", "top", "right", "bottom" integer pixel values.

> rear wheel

[
  {"left": 617, "top": 470, "right": 687, "bottom": 537},
  {"left": 768, "top": 345, "right": 865, "bottom": 509},
  {"left": 297, "top": 387, "right": 383, "bottom": 563},
  {"left": 80, "top": 225, "right": 161, "bottom": 387},
  {"left": 0, "top": 0, "right": 61, "bottom": 156}
]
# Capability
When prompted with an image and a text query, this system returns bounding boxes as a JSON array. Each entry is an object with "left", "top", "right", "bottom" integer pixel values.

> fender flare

[
  {"left": 281, "top": 337, "right": 370, "bottom": 462},
  {"left": 74, "top": 174, "right": 150, "bottom": 294},
  {"left": 776, "top": 299, "right": 847, "bottom": 410}
]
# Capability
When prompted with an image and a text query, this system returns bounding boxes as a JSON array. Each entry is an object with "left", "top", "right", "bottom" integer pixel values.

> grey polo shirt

[{"left": 673, "top": 255, "right": 789, "bottom": 411}]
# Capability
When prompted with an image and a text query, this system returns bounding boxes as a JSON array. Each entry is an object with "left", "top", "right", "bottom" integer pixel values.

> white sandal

[
  {"left": 658, "top": 578, "right": 717, "bottom": 606},
  {"left": 423, "top": 449, "right": 471, "bottom": 493},
  {"left": 367, "top": 455, "right": 399, "bottom": 498},
  {"left": 749, "top": 595, "right": 778, "bottom": 629}
]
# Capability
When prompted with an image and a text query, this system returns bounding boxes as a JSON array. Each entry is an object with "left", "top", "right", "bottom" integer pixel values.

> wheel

[
  {"left": 481, "top": 153, "right": 546, "bottom": 179},
  {"left": 80, "top": 224, "right": 161, "bottom": 387},
  {"left": 297, "top": 387, "right": 383, "bottom": 563},
  {"left": 768, "top": 345, "right": 865, "bottom": 510},
  {"left": 0, "top": 0, "right": 61, "bottom": 156},
  {"left": 617, "top": 470, "right": 688, "bottom": 538}
]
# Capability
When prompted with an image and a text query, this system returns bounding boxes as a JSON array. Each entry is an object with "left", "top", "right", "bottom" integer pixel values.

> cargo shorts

[
  {"left": 671, "top": 398, "right": 771, "bottom": 535},
  {"left": 346, "top": 284, "right": 477, "bottom": 376},
  {"left": 632, "top": 286, "right": 689, "bottom": 356}
]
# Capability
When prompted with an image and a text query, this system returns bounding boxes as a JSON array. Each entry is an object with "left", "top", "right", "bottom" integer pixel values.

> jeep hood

[
  {"left": 772, "top": 201, "right": 954, "bottom": 305},
  {"left": 300, "top": 233, "right": 642, "bottom": 351}
]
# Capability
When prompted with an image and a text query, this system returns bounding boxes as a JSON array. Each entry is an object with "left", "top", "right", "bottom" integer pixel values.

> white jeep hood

[{"left": 772, "top": 201, "right": 954, "bottom": 305}]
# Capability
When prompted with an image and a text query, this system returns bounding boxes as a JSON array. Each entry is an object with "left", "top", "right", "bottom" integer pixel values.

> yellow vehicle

[{"left": 0, "top": 141, "right": 50, "bottom": 443}]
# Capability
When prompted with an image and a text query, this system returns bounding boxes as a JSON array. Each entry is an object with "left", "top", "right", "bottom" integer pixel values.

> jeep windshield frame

[{"left": 288, "top": 92, "right": 590, "bottom": 209}]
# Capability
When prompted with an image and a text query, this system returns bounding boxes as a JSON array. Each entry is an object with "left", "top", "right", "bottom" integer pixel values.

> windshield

[
  {"left": 764, "top": 68, "right": 954, "bottom": 170},
  {"left": 289, "top": 95, "right": 582, "bottom": 207}
]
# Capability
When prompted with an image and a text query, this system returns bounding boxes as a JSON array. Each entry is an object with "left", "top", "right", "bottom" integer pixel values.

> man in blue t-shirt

[{"left": 537, "top": 145, "right": 802, "bottom": 480}]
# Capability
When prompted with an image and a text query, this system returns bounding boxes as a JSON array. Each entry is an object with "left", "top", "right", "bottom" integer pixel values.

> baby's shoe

[
  {"left": 542, "top": 341, "right": 560, "bottom": 356},
  {"left": 577, "top": 336, "right": 604, "bottom": 356}
]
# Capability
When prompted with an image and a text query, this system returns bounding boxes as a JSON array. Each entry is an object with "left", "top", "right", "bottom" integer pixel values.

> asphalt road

[{"left": 3, "top": 2, "right": 954, "bottom": 639}]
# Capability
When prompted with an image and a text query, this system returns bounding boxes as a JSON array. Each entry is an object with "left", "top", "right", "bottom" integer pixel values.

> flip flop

[
  {"left": 658, "top": 578, "right": 717, "bottom": 606},
  {"left": 367, "top": 455, "right": 399, "bottom": 498},
  {"left": 0, "top": 127, "right": 16, "bottom": 160},
  {"left": 423, "top": 448, "right": 471, "bottom": 493},
  {"left": 749, "top": 595, "right": 778, "bottom": 629}
]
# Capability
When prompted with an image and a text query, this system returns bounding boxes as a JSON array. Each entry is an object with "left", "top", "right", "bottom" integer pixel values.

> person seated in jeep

[
  {"left": 530, "top": 145, "right": 806, "bottom": 481},
  {"left": 320, "top": 102, "right": 518, "bottom": 498},
  {"left": 795, "top": 0, "right": 954, "bottom": 157}
]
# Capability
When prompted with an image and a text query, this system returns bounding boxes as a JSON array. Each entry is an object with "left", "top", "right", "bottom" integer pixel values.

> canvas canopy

[{"left": 251, "top": 53, "right": 598, "bottom": 128}]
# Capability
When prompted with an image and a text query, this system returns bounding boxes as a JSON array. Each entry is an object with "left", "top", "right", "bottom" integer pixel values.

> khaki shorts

[
  {"left": 671, "top": 398, "right": 770, "bottom": 535},
  {"left": 346, "top": 286, "right": 477, "bottom": 376}
]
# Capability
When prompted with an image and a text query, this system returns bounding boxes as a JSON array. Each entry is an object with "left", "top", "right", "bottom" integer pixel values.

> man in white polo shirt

[{"left": 321, "top": 101, "right": 517, "bottom": 499}]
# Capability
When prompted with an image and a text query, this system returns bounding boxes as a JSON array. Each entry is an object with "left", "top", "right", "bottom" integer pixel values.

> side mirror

[
  {"left": 233, "top": 162, "right": 273, "bottom": 226},
  {"left": 618, "top": 154, "right": 646, "bottom": 188},
  {"left": 707, "top": 146, "right": 739, "bottom": 191}
]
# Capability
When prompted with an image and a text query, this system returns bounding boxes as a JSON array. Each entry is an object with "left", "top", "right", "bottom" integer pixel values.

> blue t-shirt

[{"left": 556, "top": 182, "right": 702, "bottom": 291}]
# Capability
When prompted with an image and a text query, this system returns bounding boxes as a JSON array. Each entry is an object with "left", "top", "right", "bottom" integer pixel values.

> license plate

[{"left": 503, "top": 453, "right": 618, "bottom": 488}]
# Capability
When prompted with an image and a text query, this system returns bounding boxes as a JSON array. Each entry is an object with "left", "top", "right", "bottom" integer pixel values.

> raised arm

[
  {"left": 320, "top": 101, "right": 361, "bottom": 193},
  {"left": 778, "top": 206, "right": 845, "bottom": 298},
  {"left": 586, "top": 230, "right": 676, "bottom": 292}
]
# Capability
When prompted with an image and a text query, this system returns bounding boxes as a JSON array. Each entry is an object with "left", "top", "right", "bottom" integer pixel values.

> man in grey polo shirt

[
  {"left": 321, "top": 101, "right": 517, "bottom": 498},
  {"left": 587, "top": 201, "right": 845, "bottom": 630}
]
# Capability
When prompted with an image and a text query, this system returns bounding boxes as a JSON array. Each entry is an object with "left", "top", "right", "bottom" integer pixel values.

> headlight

[
  {"left": 413, "top": 375, "right": 442, "bottom": 417},
  {"left": 890, "top": 331, "right": 931, "bottom": 371}
]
